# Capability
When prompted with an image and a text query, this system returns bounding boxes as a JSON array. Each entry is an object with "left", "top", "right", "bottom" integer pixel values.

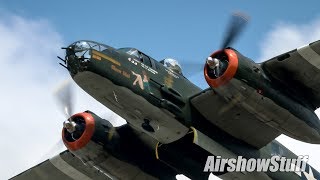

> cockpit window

[
  {"left": 162, "top": 58, "right": 183, "bottom": 75},
  {"left": 127, "top": 49, "right": 140, "bottom": 59},
  {"left": 69, "top": 40, "right": 111, "bottom": 59},
  {"left": 74, "top": 41, "right": 91, "bottom": 59},
  {"left": 117, "top": 48, "right": 140, "bottom": 59},
  {"left": 117, "top": 48, "right": 154, "bottom": 68}
]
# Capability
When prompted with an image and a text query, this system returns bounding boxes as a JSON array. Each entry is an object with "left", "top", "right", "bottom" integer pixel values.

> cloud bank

[
  {"left": 0, "top": 14, "right": 65, "bottom": 179},
  {"left": 0, "top": 14, "right": 125, "bottom": 179}
]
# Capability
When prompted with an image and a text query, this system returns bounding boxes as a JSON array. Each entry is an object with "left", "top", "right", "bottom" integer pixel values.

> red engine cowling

[
  {"left": 204, "top": 49, "right": 239, "bottom": 88},
  {"left": 62, "top": 112, "right": 95, "bottom": 151}
]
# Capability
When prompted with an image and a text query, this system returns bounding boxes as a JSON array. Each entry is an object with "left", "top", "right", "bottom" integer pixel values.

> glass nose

[{"left": 73, "top": 41, "right": 91, "bottom": 59}]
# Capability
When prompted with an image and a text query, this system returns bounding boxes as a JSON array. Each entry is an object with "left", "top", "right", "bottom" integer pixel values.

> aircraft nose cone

[
  {"left": 64, "top": 44, "right": 90, "bottom": 75},
  {"left": 60, "top": 40, "right": 112, "bottom": 75}
]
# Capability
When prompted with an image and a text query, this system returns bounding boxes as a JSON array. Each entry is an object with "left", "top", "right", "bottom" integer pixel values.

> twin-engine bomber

[{"left": 11, "top": 14, "right": 320, "bottom": 180}]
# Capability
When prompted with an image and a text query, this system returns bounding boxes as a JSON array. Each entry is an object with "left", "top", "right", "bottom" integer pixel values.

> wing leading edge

[
  {"left": 10, "top": 151, "right": 111, "bottom": 180},
  {"left": 10, "top": 150, "right": 174, "bottom": 180}
]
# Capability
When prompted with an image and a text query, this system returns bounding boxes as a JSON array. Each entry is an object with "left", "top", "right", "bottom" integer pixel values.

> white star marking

[
  {"left": 290, "top": 163, "right": 317, "bottom": 180},
  {"left": 303, "top": 168, "right": 317, "bottom": 180}
]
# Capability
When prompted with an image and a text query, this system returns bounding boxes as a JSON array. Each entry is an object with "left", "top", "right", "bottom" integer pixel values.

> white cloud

[
  {"left": 259, "top": 18, "right": 320, "bottom": 61},
  {"left": 0, "top": 14, "right": 125, "bottom": 179},
  {"left": 259, "top": 18, "right": 320, "bottom": 171},
  {"left": 0, "top": 14, "right": 64, "bottom": 179}
]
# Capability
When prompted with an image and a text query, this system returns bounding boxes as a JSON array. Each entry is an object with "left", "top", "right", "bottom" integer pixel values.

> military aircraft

[{"left": 11, "top": 13, "right": 320, "bottom": 180}]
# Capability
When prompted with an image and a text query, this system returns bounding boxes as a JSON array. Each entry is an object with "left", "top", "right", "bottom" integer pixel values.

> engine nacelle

[
  {"left": 62, "top": 112, "right": 95, "bottom": 151},
  {"left": 62, "top": 111, "right": 119, "bottom": 153},
  {"left": 203, "top": 49, "right": 320, "bottom": 145},
  {"left": 61, "top": 111, "right": 178, "bottom": 179},
  {"left": 204, "top": 49, "right": 239, "bottom": 88}
]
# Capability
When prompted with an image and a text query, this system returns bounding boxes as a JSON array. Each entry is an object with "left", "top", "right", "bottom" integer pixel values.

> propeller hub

[
  {"left": 206, "top": 57, "right": 220, "bottom": 69},
  {"left": 63, "top": 120, "right": 77, "bottom": 133}
]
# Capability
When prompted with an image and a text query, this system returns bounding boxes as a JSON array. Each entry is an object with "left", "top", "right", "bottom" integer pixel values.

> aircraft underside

[{"left": 73, "top": 70, "right": 189, "bottom": 144}]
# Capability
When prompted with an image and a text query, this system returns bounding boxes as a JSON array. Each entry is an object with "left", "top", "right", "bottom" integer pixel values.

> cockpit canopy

[
  {"left": 117, "top": 48, "right": 140, "bottom": 59},
  {"left": 118, "top": 48, "right": 183, "bottom": 75},
  {"left": 117, "top": 47, "right": 154, "bottom": 67},
  {"left": 161, "top": 58, "right": 183, "bottom": 75},
  {"left": 68, "top": 40, "right": 112, "bottom": 58}
]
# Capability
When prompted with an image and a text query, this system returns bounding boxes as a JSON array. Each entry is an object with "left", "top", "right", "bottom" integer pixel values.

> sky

[{"left": 1, "top": 1, "right": 320, "bottom": 179}]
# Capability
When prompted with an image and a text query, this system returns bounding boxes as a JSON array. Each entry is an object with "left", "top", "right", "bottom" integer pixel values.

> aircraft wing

[
  {"left": 190, "top": 88, "right": 281, "bottom": 148},
  {"left": 10, "top": 150, "right": 172, "bottom": 180},
  {"left": 261, "top": 40, "right": 320, "bottom": 110}
]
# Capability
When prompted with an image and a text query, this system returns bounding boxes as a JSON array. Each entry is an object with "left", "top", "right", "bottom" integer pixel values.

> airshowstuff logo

[{"left": 203, "top": 155, "right": 309, "bottom": 173}]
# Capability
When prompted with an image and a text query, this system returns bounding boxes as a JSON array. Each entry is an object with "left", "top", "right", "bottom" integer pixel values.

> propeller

[
  {"left": 179, "top": 13, "right": 250, "bottom": 115},
  {"left": 53, "top": 79, "right": 80, "bottom": 143},
  {"left": 36, "top": 79, "right": 75, "bottom": 157},
  {"left": 220, "top": 12, "right": 249, "bottom": 49},
  {"left": 183, "top": 12, "right": 249, "bottom": 78},
  {"left": 53, "top": 78, "right": 118, "bottom": 142},
  {"left": 53, "top": 79, "right": 74, "bottom": 119}
]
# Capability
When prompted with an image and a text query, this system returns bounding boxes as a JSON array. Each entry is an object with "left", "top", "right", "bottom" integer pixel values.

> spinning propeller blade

[
  {"left": 53, "top": 79, "right": 74, "bottom": 119},
  {"left": 183, "top": 12, "right": 249, "bottom": 77},
  {"left": 220, "top": 12, "right": 249, "bottom": 49}
]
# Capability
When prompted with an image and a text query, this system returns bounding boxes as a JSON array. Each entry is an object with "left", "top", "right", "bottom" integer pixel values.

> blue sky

[
  {"left": 1, "top": 1, "right": 320, "bottom": 179},
  {"left": 3, "top": 0, "right": 320, "bottom": 88},
  {"left": 2, "top": 0, "right": 320, "bottom": 60}
]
